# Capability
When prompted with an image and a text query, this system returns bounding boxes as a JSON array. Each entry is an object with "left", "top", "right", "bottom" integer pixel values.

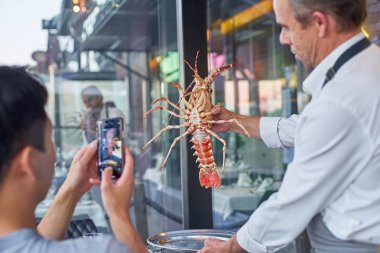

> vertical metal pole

[
  {"left": 54, "top": 73, "right": 62, "bottom": 150},
  {"left": 177, "top": 0, "right": 213, "bottom": 229},
  {"left": 132, "top": 52, "right": 150, "bottom": 242},
  {"left": 127, "top": 53, "right": 134, "bottom": 133}
]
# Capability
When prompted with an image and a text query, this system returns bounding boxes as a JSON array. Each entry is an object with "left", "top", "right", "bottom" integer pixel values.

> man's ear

[
  {"left": 9, "top": 146, "right": 37, "bottom": 181},
  {"left": 312, "top": 11, "right": 330, "bottom": 38}
]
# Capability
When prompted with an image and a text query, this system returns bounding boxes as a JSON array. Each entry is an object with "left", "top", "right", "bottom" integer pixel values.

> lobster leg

[
  {"left": 184, "top": 78, "right": 196, "bottom": 94},
  {"left": 204, "top": 129, "right": 227, "bottom": 174},
  {"left": 152, "top": 97, "right": 184, "bottom": 112},
  {"left": 143, "top": 123, "right": 187, "bottom": 150},
  {"left": 160, "top": 130, "right": 190, "bottom": 169},
  {"left": 171, "top": 82, "right": 193, "bottom": 109},
  {"left": 144, "top": 105, "right": 185, "bottom": 119},
  {"left": 207, "top": 119, "right": 251, "bottom": 138}
]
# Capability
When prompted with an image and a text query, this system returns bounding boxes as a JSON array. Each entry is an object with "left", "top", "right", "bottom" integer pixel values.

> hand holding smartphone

[{"left": 97, "top": 117, "right": 125, "bottom": 180}]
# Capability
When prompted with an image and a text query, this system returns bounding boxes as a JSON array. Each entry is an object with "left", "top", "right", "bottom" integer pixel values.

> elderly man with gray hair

[
  {"left": 200, "top": 0, "right": 380, "bottom": 252},
  {"left": 80, "top": 85, "right": 124, "bottom": 143}
]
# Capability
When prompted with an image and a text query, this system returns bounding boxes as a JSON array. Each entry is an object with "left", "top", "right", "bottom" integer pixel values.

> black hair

[
  {"left": 289, "top": 0, "right": 367, "bottom": 32},
  {"left": 0, "top": 66, "right": 48, "bottom": 184}
]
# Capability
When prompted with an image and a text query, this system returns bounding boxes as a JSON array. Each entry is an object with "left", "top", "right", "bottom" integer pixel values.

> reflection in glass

[{"left": 207, "top": 1, "right": 299, "bottom": 239}]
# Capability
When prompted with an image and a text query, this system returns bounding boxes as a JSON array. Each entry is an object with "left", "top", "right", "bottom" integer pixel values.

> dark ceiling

[
  {"left": 58, "top": 0, "right": 158, "bottom": 52},
  {"left": 80, "top": 0, "right": 158, "bottom": 52}
]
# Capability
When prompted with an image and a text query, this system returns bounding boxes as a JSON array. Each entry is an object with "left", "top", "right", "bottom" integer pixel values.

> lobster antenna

[
  {"left": 194, "top": 50, "right": 200, "bottom": 74},
  {"left": 184, "top": 78, "right": 196, "bottom": 93},
  {"left": 184, "top": 59, "right": 197, "bottom": 74}
]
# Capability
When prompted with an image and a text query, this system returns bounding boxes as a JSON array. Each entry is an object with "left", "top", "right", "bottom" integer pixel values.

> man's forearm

[
  {"left": 109, "top": 210, "right": 148, "bottom": 253},
  {"left": 232, "top": 115, "right": 262, "bottom": 140},
  {"left": 37, "top": 184, "right": 80, "bottom": 240}
]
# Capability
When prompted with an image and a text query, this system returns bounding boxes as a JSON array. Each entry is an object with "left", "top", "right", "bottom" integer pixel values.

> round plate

[{"left": 147, "top": 229, "right": 235, "bottom": 252}]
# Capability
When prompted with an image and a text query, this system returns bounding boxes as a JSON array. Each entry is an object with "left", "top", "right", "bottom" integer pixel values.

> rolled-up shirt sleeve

[{"left": 260, "top": 115, "right": 298, "bottom": 148}]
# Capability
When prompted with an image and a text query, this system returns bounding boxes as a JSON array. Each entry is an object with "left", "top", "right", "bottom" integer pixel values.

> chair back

[{"left": 65, "top": 214, "right": 98, "bottom": 239}]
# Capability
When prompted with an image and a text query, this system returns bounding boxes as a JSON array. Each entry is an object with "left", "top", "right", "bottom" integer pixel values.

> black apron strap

[{"left": 323, "top": 37, "right": 371, "bottom": 87}]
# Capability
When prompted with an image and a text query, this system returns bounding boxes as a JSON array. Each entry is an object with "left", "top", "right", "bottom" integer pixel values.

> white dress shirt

[{"left": 237, "top": 33, "right": 380, "bottom": 252}]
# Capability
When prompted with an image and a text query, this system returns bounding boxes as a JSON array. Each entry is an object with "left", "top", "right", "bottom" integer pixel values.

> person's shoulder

[
  {"left": 0, "top": 229, "right": 44, "bottom": 253},
  {"left": 109, "top": 107, "right": 125, "bottom": 118},
  {"left": 55, "top": 235, "right": 131, "bottom": 253},
  {"left": 0, "top": 231, "right": 131, "bottom": 253},
  {"left": 100, "top": 107, "right": 124, "bottom": 119}
]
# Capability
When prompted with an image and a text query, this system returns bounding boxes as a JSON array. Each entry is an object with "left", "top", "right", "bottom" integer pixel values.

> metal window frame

[{"left": 176, "top": 0, "right": 213, "bottom": 229}]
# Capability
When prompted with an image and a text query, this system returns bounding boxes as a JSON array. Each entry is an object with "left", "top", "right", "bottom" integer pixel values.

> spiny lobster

[{"left": 143, "top": 52, "right": 251, "bottom": 188}]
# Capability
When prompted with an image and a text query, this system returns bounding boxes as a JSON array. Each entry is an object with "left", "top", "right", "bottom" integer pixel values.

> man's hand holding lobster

[{"left": 211, "top": 104, "right": 261, "bottom": 139}]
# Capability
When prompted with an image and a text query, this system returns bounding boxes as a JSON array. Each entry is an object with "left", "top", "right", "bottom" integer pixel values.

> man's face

[
  {"left": 82, "top": 95, "right": 102, "bottom": 109},
  {"left": 33, "top": 119, "right": 56, "bottom": 201},
  {"left": 275, "top": 0, "right": 319, "bottom": 68}
]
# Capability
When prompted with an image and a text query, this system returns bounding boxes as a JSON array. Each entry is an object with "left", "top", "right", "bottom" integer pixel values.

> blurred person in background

[{"left": 80, "top": 85, "right": 124, "bottom": 144}]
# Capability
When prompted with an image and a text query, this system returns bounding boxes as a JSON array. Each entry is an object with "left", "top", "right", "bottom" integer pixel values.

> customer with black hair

[{"left": 0, "top": 66, "right": 147, "bottom": 253}]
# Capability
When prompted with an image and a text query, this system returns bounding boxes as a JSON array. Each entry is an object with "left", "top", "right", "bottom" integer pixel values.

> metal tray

[{"left": 147, "top": 229, "right": 235, "bottom": 252}]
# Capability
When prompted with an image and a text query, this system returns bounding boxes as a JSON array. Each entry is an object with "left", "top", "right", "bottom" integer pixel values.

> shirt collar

[{"left": 303, "top": 32, "right": 365, "bottom": 96}]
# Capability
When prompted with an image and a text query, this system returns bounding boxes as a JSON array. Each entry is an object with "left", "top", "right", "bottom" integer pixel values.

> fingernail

[{"left": 90, "top": 141, "right": 97, "bottom": 149}]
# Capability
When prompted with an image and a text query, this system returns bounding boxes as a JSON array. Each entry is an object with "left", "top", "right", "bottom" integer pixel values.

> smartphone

[{"left": 97, "top": 117, "right": 125, "bottom": 180}]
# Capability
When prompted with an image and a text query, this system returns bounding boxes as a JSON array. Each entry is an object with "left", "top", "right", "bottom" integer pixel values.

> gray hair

[
  {"left": 81, "top": 85, "right": 103, "bottom": 98},
  {"left": 289, "top": 0, "right": 367, "bottom": 32}
]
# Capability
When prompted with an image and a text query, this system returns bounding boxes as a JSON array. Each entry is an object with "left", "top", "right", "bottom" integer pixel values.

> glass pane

[
  {"left": 208, "top": 0, "right": 307, "bottom": 252},
  {"left": 0, "top": 0, "right": 182, "bottom": 241},
  {"left": 207, "top": 0, "right": 306, "bottom": 252},
  {"left": 143, "top": 0, "right": 183, "bottom": 236},
  {"left": 208, "top": 0, "right": 285, "bottom": 224}
]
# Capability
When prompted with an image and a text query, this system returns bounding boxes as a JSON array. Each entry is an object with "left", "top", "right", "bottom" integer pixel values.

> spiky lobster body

[{"left": 144, "top": 52, "right": 250, "bottom": 188}]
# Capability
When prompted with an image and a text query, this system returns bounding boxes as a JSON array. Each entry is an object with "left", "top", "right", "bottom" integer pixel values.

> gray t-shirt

[{"left": 0, "top": 229, "right": 131, "bottom": 253}]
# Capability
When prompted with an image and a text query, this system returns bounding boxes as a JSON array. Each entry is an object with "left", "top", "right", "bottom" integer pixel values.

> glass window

[
  {"left": 205, "top": 1, "right": 313, "bottom": 251},
  {"left": 207, "top": 1, "right": 307, "bottom": 250},
  {"left": 143, "top": 0, "right": 184, "bottom": 235},
  {"left": 0, "top": 0, "right": 183, "bottom": 240}
]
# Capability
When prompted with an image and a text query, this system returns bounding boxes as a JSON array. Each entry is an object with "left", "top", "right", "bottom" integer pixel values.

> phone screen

[{"left": 97, "top": 117, "right": 124, "bottom": 179}]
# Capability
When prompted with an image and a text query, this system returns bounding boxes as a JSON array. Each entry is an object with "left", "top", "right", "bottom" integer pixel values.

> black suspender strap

[{"left": 322, "top": 37, "right": 371, "bottom": 87}]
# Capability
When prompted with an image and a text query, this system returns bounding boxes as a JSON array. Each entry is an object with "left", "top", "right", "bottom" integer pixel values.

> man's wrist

[
  {"left": 229, "top": 235, "right": 247, "bottom": 253},
  {"left": 108, "top": 211, "right": 148, "bottom": 253},
  {"left": 58, "top": 182, "right": 82, "bottom": 203},
  {"left": 230, "top": 114, "right": 258, "bottom": 138},
  {"left": 107, "top": 207, "right": 131, "bottom": 223}
]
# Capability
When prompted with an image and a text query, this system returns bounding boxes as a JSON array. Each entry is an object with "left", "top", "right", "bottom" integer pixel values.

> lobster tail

[
  {"left": 192, "top": 136, "right": 221, "bottom": 188},
  {"left": 199, "top": 167, "right": 221, "bottom": 188}
]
